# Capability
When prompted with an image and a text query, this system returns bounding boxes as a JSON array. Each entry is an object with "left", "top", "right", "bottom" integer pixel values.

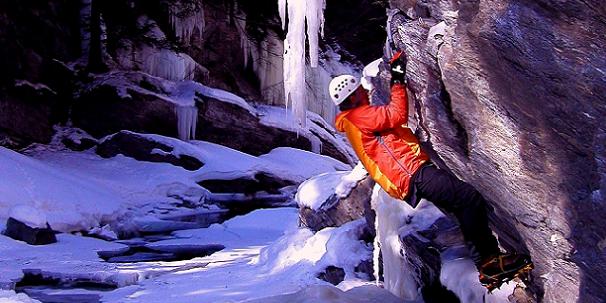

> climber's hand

[{"left": 389, "top": 51, "right": 407, "bottom": 85}]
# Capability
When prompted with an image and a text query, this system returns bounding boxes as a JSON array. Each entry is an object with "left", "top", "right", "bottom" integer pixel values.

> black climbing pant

[{"left": 409, "top": 164, "right": 500, "bottom": 261}]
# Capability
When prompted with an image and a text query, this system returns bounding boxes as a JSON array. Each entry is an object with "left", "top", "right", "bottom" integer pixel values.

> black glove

[{"left": 389, "top": 51, "right": 407, "bottom": 85}]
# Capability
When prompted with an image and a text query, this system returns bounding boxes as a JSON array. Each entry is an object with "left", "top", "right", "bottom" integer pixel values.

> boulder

[
  {"left": 3, "top": 217, "right": 56, "bottom": 245},
  {"left": 299, "top": 175, "right": 375, "bottom": 233},
  {"left": 387, "top": 1, "right": 606, "bottom": 301},
  {"left": 96, "top": 130, "right": 204, "bottom": 171}
]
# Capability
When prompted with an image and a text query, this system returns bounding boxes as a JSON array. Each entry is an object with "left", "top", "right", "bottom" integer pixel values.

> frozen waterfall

[{"left": 278, "top": 0, "right": 326, "bottom": 127}]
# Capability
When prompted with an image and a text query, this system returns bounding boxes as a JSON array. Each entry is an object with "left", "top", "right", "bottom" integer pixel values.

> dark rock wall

[
  {"left": 388, "top": 0, "right": 606, "bottom": 302},
  {"left": 0, "top": 0, "right": 80, "bottom": 144}
]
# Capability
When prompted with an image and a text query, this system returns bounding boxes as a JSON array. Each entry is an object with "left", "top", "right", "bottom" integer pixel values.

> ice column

[
  {"left": 278, "top": 0, "right": 326, "bottom": 127},
  {"left": 175, "top": 105, "right": 198, "bottom": 141},
  {"left": 371, "top": 186, "right": 420, "bottom": 300}
]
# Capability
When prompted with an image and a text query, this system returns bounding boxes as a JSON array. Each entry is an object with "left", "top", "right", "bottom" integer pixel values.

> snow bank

[
  {"left": 254, "top": 219, "right": 371, "bottom": 281},
  {"left": 0, "top": 148, "right": 125, "bottom": 232},
  {"left": 105, "top": 209, "right": 373, "bottom": 302},
  {"left": 0, "top": 290, "right": 41, "bottom": 303}
]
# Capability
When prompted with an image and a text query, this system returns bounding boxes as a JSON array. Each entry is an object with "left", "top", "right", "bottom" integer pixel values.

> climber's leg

[{"left": 411, "top": 164, "right": 500, "bottom": 259}]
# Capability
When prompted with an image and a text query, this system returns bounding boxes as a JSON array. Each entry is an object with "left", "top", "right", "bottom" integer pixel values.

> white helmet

[{"left": 329, "top": 75, "right": 361, "bottom": 106}]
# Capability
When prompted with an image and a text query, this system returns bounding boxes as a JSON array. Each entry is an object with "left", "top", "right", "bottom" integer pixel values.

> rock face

[
  {"left": 3, "top": 218, "right": 57, "bottom": 245},
  {"left": 388, "top": 1, "right": 606, "bottom": 302}
]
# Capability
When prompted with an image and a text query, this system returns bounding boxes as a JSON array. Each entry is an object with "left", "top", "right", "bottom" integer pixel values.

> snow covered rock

[
  {"left": 3, "top": 217, "right": 56, "bottom": 246},
  {"left": 97, "top": 131, "right": 204, "bottom": 171},
  {"left": 298, "top": 169, "right": 375, "bottom": 233},
  {"left": 4, "top": 204, "right": 56, "bottom": 246}
]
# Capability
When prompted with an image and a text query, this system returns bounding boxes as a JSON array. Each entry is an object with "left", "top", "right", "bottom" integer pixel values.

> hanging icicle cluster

[
  {"left": 278, "top": 0, "right": 326, "bottom": 127},
  {"left": 169, "top": 0, "right": 205, "bottom": 43}
]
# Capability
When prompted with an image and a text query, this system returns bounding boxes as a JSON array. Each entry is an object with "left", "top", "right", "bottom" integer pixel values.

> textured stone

[{"left": 388, "top": 1, "right": 606, "bottom": 302}]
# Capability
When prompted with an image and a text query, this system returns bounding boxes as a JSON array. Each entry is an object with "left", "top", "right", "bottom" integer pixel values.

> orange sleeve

[{"left": 346, "top": 84, "right": 408, "bottom": 132}]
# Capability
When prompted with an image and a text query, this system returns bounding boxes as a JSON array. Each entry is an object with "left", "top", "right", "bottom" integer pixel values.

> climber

[{"left": 329, "top": 51, "right": 533, "bottom": 291}]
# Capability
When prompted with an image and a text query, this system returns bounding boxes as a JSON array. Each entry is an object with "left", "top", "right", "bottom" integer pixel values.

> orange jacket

[{"left": 335, "top": 84, "right": 429, "bottom": 200}]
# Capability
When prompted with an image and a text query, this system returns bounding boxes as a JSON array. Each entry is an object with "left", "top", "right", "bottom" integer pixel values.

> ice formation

[
  {"left": 278, "top": 0, "right": 326, "bottom": 127},
  {"left": 169, "top": 0, "right": 205, "bottom": 43},
  {"left": 236, "top": 13, "right": 285, "bottom": 105},
  {"left": 175, "top": 105, "right": 198, "bottom": 141},
  {"left": 371, "top": 186, "right": 420, "bottom": 300},
  {"left": 142, "top": 49, "right": 197, "bottom": 81}
]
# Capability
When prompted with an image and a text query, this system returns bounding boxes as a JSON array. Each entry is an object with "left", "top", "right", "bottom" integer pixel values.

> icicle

[
  {"left": 279, "top": 0, "right": 326, "bottom": 127},
  {"left": 175, "top": 105, "right": 198, "bottom": 141},
  {"left": 169, "top": 0, "right": 205, "bottom": 43}
]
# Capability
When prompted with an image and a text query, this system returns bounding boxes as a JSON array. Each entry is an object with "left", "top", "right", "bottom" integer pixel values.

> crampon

[{"left": 478, "top": 253, "right": 534, "bottom": 292}]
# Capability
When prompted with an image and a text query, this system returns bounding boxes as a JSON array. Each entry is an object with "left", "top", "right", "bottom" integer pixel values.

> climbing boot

[{"left": 478, "top": 253, "right": 534, "bottom": 292}]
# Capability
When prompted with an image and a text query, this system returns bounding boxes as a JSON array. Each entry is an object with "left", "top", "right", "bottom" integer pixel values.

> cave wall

[{"left": 388, "top": 0, "right": 606, "bottom": 302}]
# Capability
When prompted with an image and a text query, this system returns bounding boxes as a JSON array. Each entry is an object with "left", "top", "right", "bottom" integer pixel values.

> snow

[
  {"left": 242, "top": 284, "right": 402, "bottom": 303},
  {"left": 296, "top": 162, "right": 366, "bottom": 210},
  {"left": 102, "top": 210, "right": 374, "bottom": 303},
  {"left": 0, "top": 290, "right": 41, "bottom": 303},
  {"left": 259, "top": 147, "right": 350, "bottom": 181},
  {"left": 335, "top": 162, "right": 369, "bottom": 198},
  {"left": 440, "top": 257, "right": 519, "bottom": 303},
  {"left": 0, "top": 147, "right": 125, "bottom": 232},
  {"left": 0, "top": 232, "right": 130, "bottom": 290},
  {"left": 8, "top": 205, "right": 47, "bottom": 229},
  {"left": 169, "top": 0, "right": 205, "bottom": 43},
  {"left": 256, "top": 105, "right": 356, "bottom": 163},
  {"left": 4, "top": 130, "right": 347, "bottom": 235},
  {"left": 279, "top": 0, "right": 327, "bottom": 126}
]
